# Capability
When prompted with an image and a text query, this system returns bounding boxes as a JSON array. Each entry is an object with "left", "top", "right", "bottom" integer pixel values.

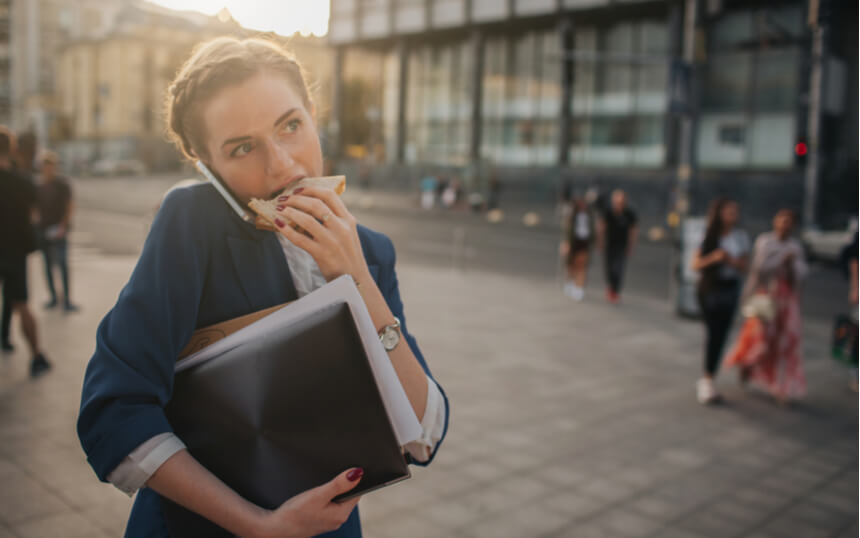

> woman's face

[
  {"left": 773, "top": 211, "right": 794, "bottom": 237},
  {"left": 720, "top": 202, "right": 739, "bottom": 227},
  {"left": 201, "top": 71, "right": 323, "bottom": 204}
]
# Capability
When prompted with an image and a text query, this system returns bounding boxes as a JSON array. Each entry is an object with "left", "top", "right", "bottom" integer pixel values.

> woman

[
  {"left": 77, "top": 37, "right": 449, "bottom": 538},
  {"left": 692, "top": 198, "right": 749, "bottom": 404},
  {"left": 725, "top": 209, "right": 808, "bottom": 404},
  {"left": 561, "top": 197, "right": 595, "bottom": 301}
]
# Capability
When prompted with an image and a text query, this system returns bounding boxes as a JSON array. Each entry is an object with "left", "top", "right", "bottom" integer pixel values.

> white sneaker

[
  {"left": 572, "top": 285, "right": 585, "bottom": 301},
  {"left": 696, "top": 378, "right": 719, "bottom": 404},
  {"left": 563, "top": 282, "right": 576, "bottom": 299}
]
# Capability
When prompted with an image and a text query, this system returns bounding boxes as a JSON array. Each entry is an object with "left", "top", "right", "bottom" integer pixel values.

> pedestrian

[
  {"left": 1, "top": 131, "right": 38, "bottom": 351},
  {"left": 0, "top": 127, "right": 52, "bottom": 375},
  {"left": 836, "top": 231, "right": 858, "bottom": 391},
  {"left": 77, "top": 37, "right": 449, "bottom": 538},
  {"left": 37, "top": 150, "right": 78, "bottom": 312},
  {"left": 419, "top": 172, "right": 437, "bottom": 210},
  {"left": 597, "top": 189, "right": 638, "bottom": 304},
  {"left": 561, "top": 196, "right": 596, "bottom": 301},
  {"left": 692, "top": 198, "right": 750, "bottom": 404},
  {"left": 724, "top": 209, "right": 808, "bottom": 405}
]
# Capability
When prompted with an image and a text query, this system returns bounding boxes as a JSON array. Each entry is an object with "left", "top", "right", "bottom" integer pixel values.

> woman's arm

[
  {"left": 146, "top": 450, "right": 362, "bottom": 538},
  {"left": 692, "top": 248, "right": 726, "bottom": 271},
  {"left": 277, "top": 187, "right": 429, "bottom": 420}
]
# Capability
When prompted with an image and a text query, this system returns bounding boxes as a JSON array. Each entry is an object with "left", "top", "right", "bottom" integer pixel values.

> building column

[
  {"left": 558, "top": 18, "right": 573, "bottom": 166},
  {"left": 469, "top": 28, "right": 484, "bottom": 163},
  {"left": 330, "top": 46, "right": 345, "bottom": 164},
  {"left": 395, "top": 39, "right": 408, "bottom": 164}
]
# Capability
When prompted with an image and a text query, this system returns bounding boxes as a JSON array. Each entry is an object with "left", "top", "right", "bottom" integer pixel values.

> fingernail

[
  {"left": 294, "top": 187, "right": 305, "bottom": 194},
  {"left": 274, "top": 218, "right": 285, "bottom": 228},
  {"left": 276, "top": 205, "right": 285, "bottom": 211},
  {"left": 346, "top": 468, "right": 364, "bottom": 482},
  {"left": 277, "top": 195, "right": 290, "bottom": 202}
]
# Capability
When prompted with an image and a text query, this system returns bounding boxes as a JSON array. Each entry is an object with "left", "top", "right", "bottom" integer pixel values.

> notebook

[{"left": 162, "top": 276, "right": 420, "bottom": 536}]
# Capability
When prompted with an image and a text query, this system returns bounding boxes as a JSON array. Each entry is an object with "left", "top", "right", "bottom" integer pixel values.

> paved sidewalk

[{"left": 0, "top": 248, "right": 856, "bottom": 538}]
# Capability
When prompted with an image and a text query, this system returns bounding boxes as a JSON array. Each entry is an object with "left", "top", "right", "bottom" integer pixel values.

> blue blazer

[{"left": 77, "top": 183, "right": 449, "bottom": 538}]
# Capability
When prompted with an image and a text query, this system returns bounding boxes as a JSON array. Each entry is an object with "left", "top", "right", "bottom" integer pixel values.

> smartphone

[{"left": 195, "top": 160, "right": 254, "bottom": 224}]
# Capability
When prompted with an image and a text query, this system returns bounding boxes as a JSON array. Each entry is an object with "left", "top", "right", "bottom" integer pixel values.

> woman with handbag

[
  {"left": 692, "top": 198, "right": 750, "bottom": 404},
  {"left": 724, "top": 209, "right": 808, "bottom": 405}
]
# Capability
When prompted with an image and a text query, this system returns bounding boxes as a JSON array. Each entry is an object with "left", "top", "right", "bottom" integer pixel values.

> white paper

[{"left": 175, "top": 275, "right": 423, "bottom": 446}]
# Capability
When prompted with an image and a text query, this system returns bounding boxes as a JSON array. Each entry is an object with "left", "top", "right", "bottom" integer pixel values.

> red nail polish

[
  {"left": 346, "top": 468, "right": 364, "bottom": 482},
  {"left": 276, "top": 205, "right": 285, "bottom": 211},
  {"left": 274, "top": 218, "right": 285, "bottom": 228},
  {"left": 294, "top": 187, "right": 304, "bottom": 194},
  {"left": 277, "top": 195, "right": 290, "bottom": 202}
]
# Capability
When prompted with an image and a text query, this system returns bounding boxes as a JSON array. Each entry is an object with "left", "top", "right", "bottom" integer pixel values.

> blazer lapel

[{"left": 226, "top": 234, "right": 298, "bottom": 310}]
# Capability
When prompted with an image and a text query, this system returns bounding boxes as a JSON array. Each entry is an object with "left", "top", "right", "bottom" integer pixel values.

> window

[
  {"left": 481, "top": 30, "right": 561, "bottom": 166},
  {"left": 406, "top": 40, "right": 473, "bottom": 165},
  {"left": 697, "top": 5, "right": 803, "bottom": 169},
  {"left": 342, "top": 49, "right": 399, "bottom": 163},
  {"left": 568, "top": 19, "right": 669, "bottom": 168}
]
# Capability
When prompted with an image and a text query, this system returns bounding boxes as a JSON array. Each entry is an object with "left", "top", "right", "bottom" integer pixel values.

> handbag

[
  {"left": 831, "top": 313, "right": 858, "bottom": 366},
  {"left": 742, "top": 293, "right": 775, "bottom": 322}
]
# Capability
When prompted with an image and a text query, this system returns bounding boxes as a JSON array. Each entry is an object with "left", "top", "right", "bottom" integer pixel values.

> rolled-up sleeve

[
  {"left": 77, "top": 188, "right": 208, "bottom": 482},
  {"left": 376, "top": 235, "right": 450, "bottom": 466}
]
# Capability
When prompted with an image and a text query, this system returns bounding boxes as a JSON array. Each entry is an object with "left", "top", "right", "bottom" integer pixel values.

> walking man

[
  {"left": 37, "top": 151, "right": 78, "bottom": 312},
  {"left": 597, "top": 189, "right": 638, "bottom": 304},
  {"left": 0, "top": 128, "right": 52, "bottom": 375}
]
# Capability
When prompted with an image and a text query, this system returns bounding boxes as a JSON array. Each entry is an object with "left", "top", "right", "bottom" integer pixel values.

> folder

[{"left": 162, "top": 276, "right": 420, "bottom": 536}]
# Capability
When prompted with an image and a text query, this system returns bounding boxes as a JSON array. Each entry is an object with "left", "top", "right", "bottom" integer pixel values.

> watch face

[{"left": 382, "top": 328, "right": 400, "bottom": 350}]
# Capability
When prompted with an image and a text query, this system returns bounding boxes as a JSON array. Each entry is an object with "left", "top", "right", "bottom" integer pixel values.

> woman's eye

[
  {"left": 283, "top": 119, "right": 302, "bottom": 133},
  {"left": 231, "top": 142, "right": 253, "bottom": 157}
]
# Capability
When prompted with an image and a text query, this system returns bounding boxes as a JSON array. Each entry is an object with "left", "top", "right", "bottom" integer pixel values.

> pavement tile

[
  {"left": 0, "top": 468, "right": 69, "bottom": 525},
  {"left": 586, "top": 508, "right": 662, "bottom": 538},
  {"left": 540, "top": 490, "right": 605, "bottom": 521},
  {"left": 12, "top": 511, "right": 110, "bottom": 538}
]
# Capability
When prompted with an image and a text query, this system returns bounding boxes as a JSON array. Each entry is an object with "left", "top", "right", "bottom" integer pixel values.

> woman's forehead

[{"left": 203, "top": 73, "right": 306, "bottom": 142}]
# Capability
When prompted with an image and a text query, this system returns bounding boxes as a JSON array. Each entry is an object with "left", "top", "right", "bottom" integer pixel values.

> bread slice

[{"left": 248, "top": 175, "right": 346, "bottom": 232}]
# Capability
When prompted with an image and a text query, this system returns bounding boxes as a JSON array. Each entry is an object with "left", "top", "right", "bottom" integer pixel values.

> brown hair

[{"left": 165, "top": 36, "right": 313, "bottom": 161}]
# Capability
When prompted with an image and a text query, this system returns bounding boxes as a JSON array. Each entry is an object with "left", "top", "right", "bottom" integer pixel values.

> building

[
  {"left": 53, "top": 1, "right": 242, "bottom": 172},
  {"left": 327, "top": 0, "right": 858, "bottom": 226},
  {"left": 9, "top": 0, "right": 133, "bottom": 142},
  {"left": 51, "top": 2, "right": 333, "bottom": 173},
  {"left": 0, "top": 0, "right": 11, "bottom": 124}
]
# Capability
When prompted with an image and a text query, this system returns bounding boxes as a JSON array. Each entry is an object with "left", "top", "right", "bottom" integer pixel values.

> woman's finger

[
  {"left": 280, "top": 206, "right": 337, "bottom": 247},
  {"left": 293, "top": 186, "right": 351, "bottom": 221},
  {"left": 275, "top": 216, "right": 322, "bottom": 255},
  {"left": 282, "top": 193, "right": 341, "bottom": 227}
]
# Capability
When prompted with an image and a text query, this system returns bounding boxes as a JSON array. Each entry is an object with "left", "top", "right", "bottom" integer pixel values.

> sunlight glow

[{"left": 145, "top": 0, "right": 330, "bottom": 36}]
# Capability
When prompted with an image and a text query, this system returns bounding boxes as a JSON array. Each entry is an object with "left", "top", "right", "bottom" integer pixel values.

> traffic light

[{"left": 795, "top": 137, "right": 808, "bottom": 167}]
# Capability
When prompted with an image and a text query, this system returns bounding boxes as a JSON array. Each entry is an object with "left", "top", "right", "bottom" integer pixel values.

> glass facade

[
  {"left": 568, "top": 20, "right": 669, "bottom": 167},
  {"left": 481, "top": 30, "right": 560, "bottom": 166},
  {"left": 697, "top": 5, "right": 803, "bottom": 169},
  {"left": 405, "top": 40, "right": 473, "bottom": 165},
  {"left": 342, "top": 48, "right": 399, "bottom": 163}
]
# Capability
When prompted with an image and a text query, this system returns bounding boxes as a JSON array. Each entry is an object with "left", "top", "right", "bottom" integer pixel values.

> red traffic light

[{"left": 795, "top": 141, "right": 808, "bottom": 157}]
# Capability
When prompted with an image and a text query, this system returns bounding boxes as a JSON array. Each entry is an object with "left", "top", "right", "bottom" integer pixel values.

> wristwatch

[{"left": 378, "top": 317, "right": 401, "bottom": 352}]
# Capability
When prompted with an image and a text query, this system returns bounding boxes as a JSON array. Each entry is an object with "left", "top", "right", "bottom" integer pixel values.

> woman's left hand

[{"left": 272, "top": 186, "right": 371, "bottom": 283}]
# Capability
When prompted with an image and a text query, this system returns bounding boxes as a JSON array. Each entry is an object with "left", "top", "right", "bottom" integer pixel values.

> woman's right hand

[
  {"left": 253, "top": 468, "right": 364, "bottom": 538},
  {"left": 709, "top": 249, "right": 727, "bottom": 264}
]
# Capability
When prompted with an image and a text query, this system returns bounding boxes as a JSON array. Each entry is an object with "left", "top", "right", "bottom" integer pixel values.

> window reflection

[
  {"left": 568, "top": 19, "right": 668, "bottom": 168},
  {"left": 697, "top": 5, "right": 802, "bottom": 169}
]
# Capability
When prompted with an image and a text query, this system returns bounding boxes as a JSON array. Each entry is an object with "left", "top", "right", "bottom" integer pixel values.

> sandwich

[{"left": 248, "top": 175, "right": 346, "bottom": 232}]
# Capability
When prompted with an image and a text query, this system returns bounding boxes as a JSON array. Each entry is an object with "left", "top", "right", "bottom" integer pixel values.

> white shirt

[
  {"left": 107, "top": 234, "right": 446, "bottom": 495},
  {"left": 717, "top": 229, "right": 751, "bottom": 280}
]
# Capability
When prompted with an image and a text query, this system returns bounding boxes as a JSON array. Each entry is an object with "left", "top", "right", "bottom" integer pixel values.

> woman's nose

[{"left": 265, "top": 139, "right": 295, "bottom": 175}]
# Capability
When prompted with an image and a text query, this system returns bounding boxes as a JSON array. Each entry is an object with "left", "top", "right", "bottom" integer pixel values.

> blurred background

[{"left": 0, "top": 1, "right": 857, "bottom": 537}]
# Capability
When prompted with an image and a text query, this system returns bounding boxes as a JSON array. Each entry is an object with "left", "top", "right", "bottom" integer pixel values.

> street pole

[
  {"left": 675, "top": 0, "right": 697, "bottom": 220},
  {"left": 803, "top": 21, "right": 824, "bottom": 229}
]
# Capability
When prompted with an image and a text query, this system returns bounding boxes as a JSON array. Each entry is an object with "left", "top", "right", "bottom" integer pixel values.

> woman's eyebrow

[
  {"left": 222, "top": 135, "right": 251, "bottom": 148},
  {"left": 221, "top": 108, "right": 299, "bottom": 148},
  {"left": 273, "top": 108, "right": 298, "bottom": 128}
]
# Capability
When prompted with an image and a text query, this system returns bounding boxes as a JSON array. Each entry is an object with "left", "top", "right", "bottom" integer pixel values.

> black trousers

[
  {"left": 604, "top": 246, "right": 628, "bottom": 294},
  {"left": 698, "top": 280, "right": 740, "bottom": 376}
]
